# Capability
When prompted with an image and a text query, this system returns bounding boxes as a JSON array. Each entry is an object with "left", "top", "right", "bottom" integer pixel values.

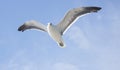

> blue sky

[{"left": 0, "top": 0, "right": 120, "bottom": 70}]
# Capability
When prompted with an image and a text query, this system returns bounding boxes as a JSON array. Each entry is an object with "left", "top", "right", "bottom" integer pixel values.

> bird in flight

[{"left": 18, "top": 6, "right": 101, "bottom": 48}]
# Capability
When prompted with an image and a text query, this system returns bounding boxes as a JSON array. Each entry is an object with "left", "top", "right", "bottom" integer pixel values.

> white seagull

[{"left": 18, "top": 6, "right": 101, "bottom": 48}]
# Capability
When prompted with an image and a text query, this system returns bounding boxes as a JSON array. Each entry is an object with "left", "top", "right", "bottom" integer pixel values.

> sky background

[{"left": 0, "top": 0, "right": 120, "bottom": 70}]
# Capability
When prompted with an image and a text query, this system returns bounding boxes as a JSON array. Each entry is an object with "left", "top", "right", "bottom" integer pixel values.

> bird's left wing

[
  {"left": 18, "top": 20, "right": 47, "bottom": 32},
  {"left": 56, "top": 7, "right": 101, "bottom": 35}
]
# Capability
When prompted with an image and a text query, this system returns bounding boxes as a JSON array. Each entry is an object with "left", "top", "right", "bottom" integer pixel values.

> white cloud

[
  {"left": 0, "top": 50, "right": 40, "bottom": 70},
  {"left": 66, "top": 25, "right": 91, "bottom": 49},
  {"left": 52, "top": 62, "right": 79, "bottom": 70},
  {"left": 95, "top": 47, "right": 120, "bottom": 70}
]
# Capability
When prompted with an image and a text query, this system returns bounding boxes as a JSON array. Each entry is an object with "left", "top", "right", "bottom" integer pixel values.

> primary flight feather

[{"left": 18, "top": 6, "right": 101, "bottom": 47}]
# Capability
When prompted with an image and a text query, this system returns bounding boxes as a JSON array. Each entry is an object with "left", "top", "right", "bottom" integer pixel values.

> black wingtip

[
  {"left": 94, "top": 7, "right": 102, "bottom": 10},
  {"left": 18, "top": 25, "right": 25, "bottom": 32},
  {"left": 91, "top": 7, "right": 102, "bottom": 12},
  {"left": 18, "top": 27, "right": 21, "bottom": 31},
  {"left": 84, "top": 6, "right": 102, "bottom": 12}
]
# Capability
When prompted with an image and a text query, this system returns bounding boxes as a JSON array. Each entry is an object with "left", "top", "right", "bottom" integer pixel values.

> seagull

[{"left": 18, "top": 6, "right": 101, "bottom": 48}]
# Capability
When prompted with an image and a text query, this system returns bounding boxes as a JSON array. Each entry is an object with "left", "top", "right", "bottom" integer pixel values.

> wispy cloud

[
  {"left": 0, "top": 49, "right": 80, "bottom": 70},
  {"left": 94, "top": 47, "right": 120, "bottom": 70},
  {"left": 66, "top": 25, "right": 91, "bottom": 49},
  {"left": 0, "top": 50, "right": 40, "bottom": 70},
  {"left": 52, "top": 62, "right": 79, "bottom": 70}
]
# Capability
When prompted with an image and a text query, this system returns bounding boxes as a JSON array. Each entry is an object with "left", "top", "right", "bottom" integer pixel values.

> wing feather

[
  {"left": 56, "top": 7, "right": 101, "bottom": 35},
  {"left": 18, "top": 20, "right": 47, "bottom": 32}
]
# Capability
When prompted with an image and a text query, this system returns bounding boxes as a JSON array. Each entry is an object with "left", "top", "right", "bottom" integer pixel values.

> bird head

[{"left": 48, "top": 23, "right": 52, "bottom": 26}]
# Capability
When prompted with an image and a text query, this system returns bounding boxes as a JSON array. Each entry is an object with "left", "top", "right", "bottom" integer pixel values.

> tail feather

[{"left": 58, "top": 42, "right": 65, "bottom": 48}]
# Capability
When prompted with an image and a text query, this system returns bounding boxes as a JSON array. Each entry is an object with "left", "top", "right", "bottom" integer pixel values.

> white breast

[
  {"left": 47, "top": 24, "right": 65, "bottom": 47},
  {"left": 47, "top": 24, "right": 62, "bottom": 42}
]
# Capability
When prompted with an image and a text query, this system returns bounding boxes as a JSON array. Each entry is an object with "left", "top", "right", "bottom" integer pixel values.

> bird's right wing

[
  {"left": 56, "top": 7, "right": 101, "bottom": 35},
  {"left": 18, "top": 20, "right": 47, "bottom": 32}
]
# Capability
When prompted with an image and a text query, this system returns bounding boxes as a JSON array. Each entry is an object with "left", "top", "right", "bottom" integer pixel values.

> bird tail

[{"left": 58, "top": 41, "right": 66, "bottom": 48}]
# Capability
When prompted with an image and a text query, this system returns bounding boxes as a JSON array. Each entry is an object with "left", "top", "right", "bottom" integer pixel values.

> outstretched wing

[
  {"left": 56, "top": 6, "right": 101, "bottom": 35},
  {"left": 18, "top": 20, "right": 47, "bottom": 32}
]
